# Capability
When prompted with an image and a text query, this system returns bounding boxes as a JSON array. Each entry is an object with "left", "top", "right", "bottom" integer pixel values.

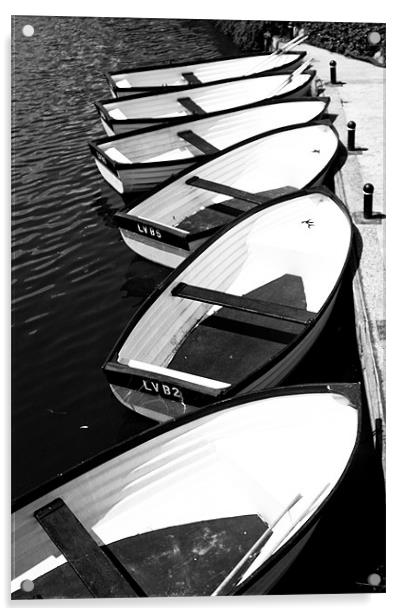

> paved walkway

[{"left": 298, "top": 43, "right": 386, "bottom": 469}]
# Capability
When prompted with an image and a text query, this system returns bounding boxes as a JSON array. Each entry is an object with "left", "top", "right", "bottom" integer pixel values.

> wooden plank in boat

[
  {"left": 177, "top": 97, "right": 206, "bottom": 115},
  {"left": 181, "top": 71, "right": 202, "bottom": 84},
  {"left": 177, "top": 130, "right": 220, "bottom": 155},
  {"left": 172, "top": 283, "right": 316, "bottom": 325},
  {"left": 169, "top": 275, "right": 308, "bottom": 383},
  {"left": 178, "top": 186, "right": 298, "bottom": 232},
  {"left": 186, "top": 176, "right": 266, "bottom": 205},
  {"left": 207, "top": 186, "right": 298, "bottom": 216},
  {"left": 34, "top": 498, "right": 143, "bottom": 598}
]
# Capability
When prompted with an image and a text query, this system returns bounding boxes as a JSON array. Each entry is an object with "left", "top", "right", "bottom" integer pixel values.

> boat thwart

[
  {"left": 89, "top": 97, "right": 329, "bottom": 195},
  {"left": 96, "top": 67, "right": 317, "bottom": 136},
  {"left": 11, "top": 383, "right": 361, "bottom": 597},
  {"left": 105, "top": 39, "right": 308, "bottom": 97},
  {"left": 105, "top": 187, "right": 353, "bottom": 422},
  {"left": 113, "top": 121, "right": 344, "bottom": 268}
]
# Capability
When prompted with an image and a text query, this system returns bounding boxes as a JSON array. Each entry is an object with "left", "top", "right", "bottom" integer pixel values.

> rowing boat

[
  {"left": 105, "top": 187, "right": 353, "bottom": 422},
  {"left": 105, "top": 48, "right": 307, "bottom": 97},
  {"left": 114, "top": 121, "right": 343, "bottom": 268},
  {"left": 96, "top": 69, "right": 316, "bottom": 136},
  {"left": 11, "top": 383, "right": 360, "bottom": 598},
  {"left": 89, "top": 97, "right": 329, "bottom": 195}
]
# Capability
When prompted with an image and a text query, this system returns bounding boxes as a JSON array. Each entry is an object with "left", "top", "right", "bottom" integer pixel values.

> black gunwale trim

[
  {"left": 88, "top": 141, "right": 122, "bottom": 176},
  {"left": 95, "top": 70, "right": 317, "bottom": 129},
  {"left": 114, "top": 216, "right": 224, "bottom": 250},
  {"left": 106, "top": 51, "right": 305, "bottom": 79},
  {"left": 105, "top": 51, "right": 307, "bottom": 95},
  {"left": 107, "top": 186, "right": 353, "bottom": 398},
  {"left": 233, "top": 381, "right": 362, "bottom": 595},
  {"left": 103, "top": 361, "right": 224, "bottom": 405},
  {"left": 88, "top": 97, "right": 329, "bottom": 182},
  {"left": 94, "top": 100, "right": 112, "bottom": 124},
  {"left": 90, "top": 97, "right": 330, "bottom": 145},
  {"left": 114, "top": 213, "right": 191, "bottom": 251},
  {"left": 113, "top": 119, "right": 342, "bottom": 221},
  {"left": 12, "top": 382, "right": 361, "bottom": 513}
]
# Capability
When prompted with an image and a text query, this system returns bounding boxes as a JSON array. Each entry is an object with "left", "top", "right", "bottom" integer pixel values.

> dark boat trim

[
  {"left": 12, "top": 384, "right": 361, "bottom": 597},
  {"left": 110, "top": 118, "right": 342, "bottom": 217},
  {"left": 104, "top": 51, "right": 307, "bottom": 96},
  {"left": 33, "top": 497, "right": 144, "bottom": 597},
  {"left": 114, "top": 212, "right": 218, "bottom": 249},
  {"left": 88, "top": 97, "right": 329, "bottom": 187},
  {"left": 105, "top": 186, "right": 353, "bottom": 400},
  {"left": 103, "top": 361, "right": 224, "bottom": 409},
  {"left": 114, "top": 213, "right": 191, "bottom": 250},
  {"left": 12, "top": 382, "right": 361, "bottom": 513},
  {"left": 233, "top": 381, "right": 363, "bottom": 595},
  {"left": 91, "top": 96, "right": 330, "bottom": 145},
  {"left": 95, "top": 70, "right": 317, "bottom": 134}
]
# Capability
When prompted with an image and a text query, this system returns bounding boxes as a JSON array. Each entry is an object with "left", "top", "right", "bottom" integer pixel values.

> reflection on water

[{"left": 11, "top": 15, "right": 238, "bottom": 499}]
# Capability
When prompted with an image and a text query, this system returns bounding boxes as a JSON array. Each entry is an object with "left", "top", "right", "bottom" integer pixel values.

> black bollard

[
  {"left": 347, "top": 121, "right": 356, "bottom": 151},
  {"left": 363, "top": 183, "right": 374, "bottom": 219},
  {"left": 330, "top": 60, "right": 337, "bottom": 84}
]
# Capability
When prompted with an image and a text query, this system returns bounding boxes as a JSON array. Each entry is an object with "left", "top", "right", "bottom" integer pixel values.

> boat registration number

[
  {"left": 136, "top": 222, "right": 163, "bottom": 241},
  {"left": 94, "top": 150, "right": 108, "bottom": 167},
  {"left": 142, "top": 378, "right": 183, "bottom": 400}
]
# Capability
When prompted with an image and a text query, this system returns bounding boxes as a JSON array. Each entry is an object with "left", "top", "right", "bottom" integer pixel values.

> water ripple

[{"left": 12, "top": 15, "right": 234, "bottom": 498}]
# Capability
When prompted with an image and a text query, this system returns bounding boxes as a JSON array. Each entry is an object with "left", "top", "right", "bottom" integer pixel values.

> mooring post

[
  {"left": 347, "top": 121, "right": 356, "bottom": 151},
  {"left": 330, "top": 60, "right": 337, "bottom": 84},
  {"left": 363, "top": 183, "right": 374, "bottom": 219}
]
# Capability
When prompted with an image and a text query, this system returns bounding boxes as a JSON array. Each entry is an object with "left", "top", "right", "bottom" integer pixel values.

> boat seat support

[
  {"left": 177, "top": 97, "right": 206, "bottom": 115},
  {"left": 186, "top": 176, "right": 266, "bottom": 205},
  {"left": 172, "top": 283, "right": 315, "bottom": 325},
  {"left": 200, "top": 185, "right": 298, "bottom": 217},
  {"left": 181, "top": 72, "right": 202, "bottom": 85},
  {"left": 34, "top": 497, "right": 145, "bottom": 598},
  {"left": 178, "top": 130, "right": 220, "bottom": 155}
]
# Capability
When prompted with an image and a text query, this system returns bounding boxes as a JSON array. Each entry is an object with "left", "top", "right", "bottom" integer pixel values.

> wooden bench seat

[
  {"left": 177, "top": 97, "right": 206, "bottom": 115},
  {"left": 172, "top": 283, "right": 315, "bottom": 325},
  {"left": 178, "top": 130, "right": 219, "bottom": 155}
]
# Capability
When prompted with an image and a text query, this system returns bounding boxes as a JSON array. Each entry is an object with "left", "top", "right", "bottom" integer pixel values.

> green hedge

[{"left": 215, "top": 20, "right": 386, "bottom": 64}]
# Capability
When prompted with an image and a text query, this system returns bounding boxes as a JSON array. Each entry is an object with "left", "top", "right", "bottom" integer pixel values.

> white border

[{"left": 3, "top": 2, "right": 397, "bottom": 614}]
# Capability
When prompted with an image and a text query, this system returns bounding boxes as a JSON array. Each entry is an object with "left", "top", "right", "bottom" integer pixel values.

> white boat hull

[
  {"left": 98, "top": 72, "right": 316, "bottom": 135},
  {"left": 91, "top": 99, "right": 329, "bottom": 195},
  {"left": 108, "top": 51, "right": 307, "bottom": 97},
  {"left": 106, "top": 189, "right": 352, "bottom": 424},
  {"left": 116, "top": 122, "right": 342, "bottom": 267},
  {"left": 111, "top": 289, "right": 338, "bottom": 421},
  {"left": 12, "top": 385, "right": 360, "bottom": 598}
]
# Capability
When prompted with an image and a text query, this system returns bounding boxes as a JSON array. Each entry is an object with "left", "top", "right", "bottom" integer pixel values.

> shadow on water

[
  {"left": 275, "top": 262, "right": 385, "bottom": 594},
  {"left": 13, "top": 15, "right": 239, "bottom": 499}
]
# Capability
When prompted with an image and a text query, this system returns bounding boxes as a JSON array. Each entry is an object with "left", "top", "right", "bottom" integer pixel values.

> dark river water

[{"left": 11, "top": 15, "right": 384, "bottom": 594}]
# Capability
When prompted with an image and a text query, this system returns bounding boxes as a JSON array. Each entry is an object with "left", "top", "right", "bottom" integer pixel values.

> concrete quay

[{"left": 295, "top": 43, "right": 386, "bottom": 473}]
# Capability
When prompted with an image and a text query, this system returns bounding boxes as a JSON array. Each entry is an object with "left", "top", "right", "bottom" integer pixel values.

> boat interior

[
  {"left": 117, "top": 192, "right": 351, "bottom": 392},
  {"left": 96, "top": 100, "right": 327, "bottom": 165},
  {"left": 12, "top": 390, "right": 358, "bottom": 598},
  {"left": 129, "top": 123, "right": 339, "bottom": 238},
  {"left": 101, "top": 73, "right": 313, "bottom": 122},
  {"left": 110, "top": 53, "right": 302, "bottom": 89}
]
